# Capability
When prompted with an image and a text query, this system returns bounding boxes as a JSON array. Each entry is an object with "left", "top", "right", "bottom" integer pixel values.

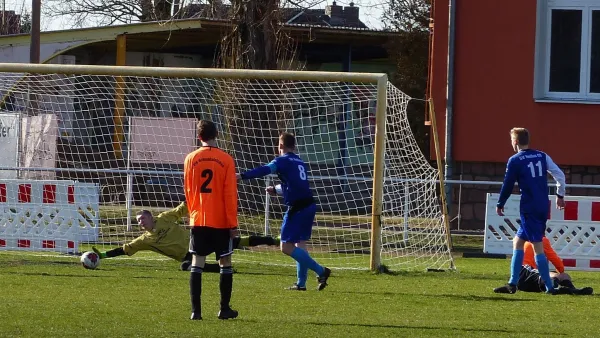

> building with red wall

[{"left": 430, "top": 0, "right": 600, "bottom": 230}]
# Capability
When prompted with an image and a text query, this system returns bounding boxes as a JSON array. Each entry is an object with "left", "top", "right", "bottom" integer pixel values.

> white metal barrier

[
  {"left": 484, "top": 193, "right": 600, "bottom": 271},
  {"left": 0, "top": 180, "right": 100, "bottom": 253}
]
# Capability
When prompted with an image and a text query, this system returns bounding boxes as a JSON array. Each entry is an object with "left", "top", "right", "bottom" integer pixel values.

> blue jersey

[
  {"left": 241, "top": 152, "right": 313, "bottom": 207},
  {"left": 497, "top": 149, "right": 566, "bottom": 215}
]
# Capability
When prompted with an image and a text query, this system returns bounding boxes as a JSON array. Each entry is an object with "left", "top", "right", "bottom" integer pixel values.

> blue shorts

[
  {"left": 517, "top": 213, "right": 547, "bottom": 243},
  {"left": 280, "top": 203, "right": 316, "bottom": 243}
]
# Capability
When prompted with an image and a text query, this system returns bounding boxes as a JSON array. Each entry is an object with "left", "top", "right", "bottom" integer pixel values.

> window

[{"left": 535, "top": 0, "right": 600, "bottom": 101}]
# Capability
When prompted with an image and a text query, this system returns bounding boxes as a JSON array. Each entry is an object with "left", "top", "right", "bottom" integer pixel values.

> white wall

[{"left": 0, "top": 41, "right": 86, "bottom": 64}]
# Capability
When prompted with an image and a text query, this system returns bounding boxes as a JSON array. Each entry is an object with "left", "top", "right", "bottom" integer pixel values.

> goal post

[
  {"left": 0, "top": 62, "right": 454, "bottom": 272},
  {"left": 369, "top": 74, "right": 388, "bottom": 271}
]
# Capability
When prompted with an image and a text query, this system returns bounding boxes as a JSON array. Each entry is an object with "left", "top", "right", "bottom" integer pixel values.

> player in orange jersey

[
  {"left": 184, "top": 120, "right": 238, "bottom": 321},
  {"left": 523, "top": 237, "right": 564, "bottom": 273}
]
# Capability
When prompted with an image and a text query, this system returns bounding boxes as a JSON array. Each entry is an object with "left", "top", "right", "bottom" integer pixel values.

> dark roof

[
  {"left": 281, "top": 8, "right": 368, "bottom": 29},
  {"left": 178, "top": 3, "right": 369, "bottom": 30}
]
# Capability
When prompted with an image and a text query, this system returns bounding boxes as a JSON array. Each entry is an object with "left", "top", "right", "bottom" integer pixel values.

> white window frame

[{"left": 534, "top": 0, "right": 600, "bottom": 103}]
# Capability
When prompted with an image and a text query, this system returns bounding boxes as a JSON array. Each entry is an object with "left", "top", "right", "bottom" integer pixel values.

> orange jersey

[
  {"left": 523, "top": 237, "right": 564, "bottom": 273},
  {"left": 184, "top": 146, "right": 238, "bottom": 229}
]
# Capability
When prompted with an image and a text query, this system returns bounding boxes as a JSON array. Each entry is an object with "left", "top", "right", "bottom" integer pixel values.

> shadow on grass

[
  {"left": 232, "top": 269, "right": 295, "bottom": 278},
  {"left": 0, "top": 271, "right": 117, "bottom": 278},
  {"left": 2, "top": 260, "right": 79, "bottom": 267},
  {"left": 330, "top": 290, "right": 537, "bottom": 302},
  {"left": 241, "top": 318, "right": 557, "bottom": 335},
  {"left": 0, "top": 270, "right": 195, "bottom": 282}
]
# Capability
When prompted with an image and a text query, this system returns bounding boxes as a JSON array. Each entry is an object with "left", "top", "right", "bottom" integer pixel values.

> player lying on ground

[
  {"left": 494, "top": 265, "right": 593, "bottom": 295},
  {"left": 92, "top": 202, "right": 279, "bottom": 272},
  {"left": 237, "top": 132, "right": 331, "bottom": 291}
]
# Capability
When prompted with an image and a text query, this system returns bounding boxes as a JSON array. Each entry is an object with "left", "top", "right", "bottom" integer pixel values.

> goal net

[{"left": 0, "top": 63, "right": 454, "bottom": 271}]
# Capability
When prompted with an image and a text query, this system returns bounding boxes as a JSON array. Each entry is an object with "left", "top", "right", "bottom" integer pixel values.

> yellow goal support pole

[
  {"left": 369, "top": 75, "right": 388, "bottom": 272},
  {"left": 428, "top": 98, "right": 454, "bottom": 258},
  {"left": 113, "top": 34, "right": 127, "bottom": 160}
]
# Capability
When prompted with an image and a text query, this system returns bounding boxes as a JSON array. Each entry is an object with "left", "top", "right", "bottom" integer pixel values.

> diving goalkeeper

[{"left": 92, "top": 202, "right": 279, "bottom": 272}]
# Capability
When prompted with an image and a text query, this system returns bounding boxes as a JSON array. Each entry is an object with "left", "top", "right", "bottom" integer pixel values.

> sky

[{"left": 4, "top": 0, "right": 387, "bottom": 32}]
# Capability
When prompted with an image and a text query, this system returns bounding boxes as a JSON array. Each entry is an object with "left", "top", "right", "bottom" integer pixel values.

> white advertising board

[
  {"left": 129, "top": 117, "right": 197, "bottom": 164},
  {"left": 0, "top": 113, "right": 19, "bottom": 178},
  {"left": 20, "top": 114, "right": 57, "bottom": 180}
]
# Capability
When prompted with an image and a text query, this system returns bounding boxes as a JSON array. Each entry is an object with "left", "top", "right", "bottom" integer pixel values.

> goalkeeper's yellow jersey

[{"left": 122, "top": 202, "right": 190, "bottom": 261}]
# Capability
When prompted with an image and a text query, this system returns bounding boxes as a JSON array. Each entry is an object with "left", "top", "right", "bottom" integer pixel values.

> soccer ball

[{"left": 80, "top": 251, "right": 100, "bottom": 270}]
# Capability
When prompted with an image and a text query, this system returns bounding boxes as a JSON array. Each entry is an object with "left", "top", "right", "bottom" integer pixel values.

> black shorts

[
  {"left": 189, "top": 227, "right": 233, "bottom": 260},
  {"left": 517, "top": 265, "right": 559, "bottom": 292}
]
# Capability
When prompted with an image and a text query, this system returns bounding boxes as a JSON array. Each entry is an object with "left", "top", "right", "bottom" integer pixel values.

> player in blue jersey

[
  {"left": 494, "top": 128, "right": 566, "bottom": 294},
  {"left": 236, "top": 132, "right": 331, "bottom": 291}
]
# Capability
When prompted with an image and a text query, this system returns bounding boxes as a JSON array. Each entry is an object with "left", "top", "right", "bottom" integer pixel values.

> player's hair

[
  {"left": 279, "top": 132, "right": 296, "bottom": 149},
  {"left": 198, "top": 120, "right": 218, "bottom": 141},
  {"left": 136, "top": 210, "right": 153, "bottom": 218},
  {"left": 510, "top": 127, "right": 529, "bottom": 146}
]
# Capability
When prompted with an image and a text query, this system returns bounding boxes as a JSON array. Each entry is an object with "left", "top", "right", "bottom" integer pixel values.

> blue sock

[
  {"left": 535, "top": 253, "right": 554, "bottom": 292},
  {"left": 296, "top": 260, "right": 308, "bottom": 287},
  {"left": 508, "top": 249, "right": 524, "bottom": 285},
  {"left": 290, "top": 247, "right": 325, "bottom": 276}
]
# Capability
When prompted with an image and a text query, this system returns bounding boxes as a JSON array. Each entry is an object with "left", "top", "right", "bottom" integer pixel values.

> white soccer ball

[{"left": 80, "top": 251, "right": 101, "bottom": 270}]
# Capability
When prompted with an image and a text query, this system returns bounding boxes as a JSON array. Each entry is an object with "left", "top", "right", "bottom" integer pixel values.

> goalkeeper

[{"left": 92, "top": 202, "right": 279, "bottom": 272}]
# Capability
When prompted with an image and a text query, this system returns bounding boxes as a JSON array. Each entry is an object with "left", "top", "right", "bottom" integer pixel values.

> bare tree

[
  {"left": 43, "top": 0, "right": 184, "bottom": 27},
  {"left": 0, "top": 1, "right": 30, "bottom": 35},
  {"left": 212, "top": 0, "right": 303, "bottom": 212},
  {"left": 384, "top": 0, "right": 431, "bottom": 154}
]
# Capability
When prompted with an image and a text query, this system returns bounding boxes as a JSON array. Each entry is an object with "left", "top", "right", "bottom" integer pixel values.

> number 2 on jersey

[
  {"left": 200, "top": 169, "right": 213, "bottom": 193},
  {"left": 527, "top": 160, "right": 543, "bottom": 178},
  {"left": 298, "top": 165, "right": 307, "bottom": 180}
]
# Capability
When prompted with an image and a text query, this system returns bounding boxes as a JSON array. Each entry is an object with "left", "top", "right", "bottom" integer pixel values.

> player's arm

[
  {"left": 496, "top": 159, "right": 518, "bottom": 213},
  {"left": 93, "top": 235, "right": 149, "bottom": 259},
  {"left": 522, "top": 242, "right": 535, "bottom": 266},
  {"left": 92, "top": 246, "right": 126, "bottom": 259},
  {"left": 543, "top": 238, "right": 565, "bottom": 273},
  {"left": 239, "top": 160, "right": 277, "bottom": 180},
  {"left": 546, "top": 154, "right": 566, "bottom": 198},
  {"left": 122, "top": 236, "right": 151, "bottom": 256},
  {"left": 156, "top": 201, "right": 188, "bottom": 225},
  {"left": 224, "top": 157, "right": 239, "bottom": 229},
  {"left": 183, "top": 154, "right": 192, "bottom": 210}
]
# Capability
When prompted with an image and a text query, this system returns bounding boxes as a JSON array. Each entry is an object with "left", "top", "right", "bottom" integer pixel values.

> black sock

[
  {"left": 559, "top": 279, "right": 576, "bottom": 289},
  {"left": 105, "top": 248, "right": 126, "bottom": 258},
  {"left": 248, "top": 235, "right": 275, "bottom": 246},
  {"left": 203, "top": 263, "right": 220, "bottom": 273},
  {"left": 219, "top": 266, "right": 233, "bottom": 310},
  {"left": 190, "top": 266, "right": 203, "bottom": 315}
]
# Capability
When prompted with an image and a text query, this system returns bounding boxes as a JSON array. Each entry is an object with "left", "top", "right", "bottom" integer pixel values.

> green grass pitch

[{"left": 1, "top": 237, "right": 600, "bottom": 337}]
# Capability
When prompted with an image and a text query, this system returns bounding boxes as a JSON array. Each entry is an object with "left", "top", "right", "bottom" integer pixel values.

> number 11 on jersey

[{"left": 527, "top": 160, "right": 542, "bottom": 178}]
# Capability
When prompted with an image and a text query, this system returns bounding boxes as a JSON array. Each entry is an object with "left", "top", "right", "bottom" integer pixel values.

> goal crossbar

[{"left": 0, "top": 62, "right": 387, "bottom": 84}]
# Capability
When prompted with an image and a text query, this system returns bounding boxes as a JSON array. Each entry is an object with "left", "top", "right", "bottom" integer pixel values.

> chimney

[
  {"left": 325, "top": 1, "right": 343, "bottom": 19},
  {"left": 344, "top": 2, "right": 360, "bottom": 26}
]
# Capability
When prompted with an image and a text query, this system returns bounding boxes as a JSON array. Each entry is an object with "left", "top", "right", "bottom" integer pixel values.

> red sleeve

[
  {"left": 224, "top": 156, "right": 238, "bottom": 228},
  {"left": 522, "top": 241, "right": 535, "bottom": 267},
  {"left": 544, "top": 238, "right": 564, "bottom": 273}
]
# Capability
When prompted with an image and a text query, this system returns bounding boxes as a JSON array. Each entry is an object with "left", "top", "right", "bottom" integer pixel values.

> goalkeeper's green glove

[{"left": 92, "top": 246, "right": 107, "bottom": 259}]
